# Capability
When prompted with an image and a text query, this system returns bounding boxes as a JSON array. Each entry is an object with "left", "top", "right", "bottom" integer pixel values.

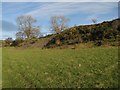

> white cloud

[
  {"left": 2, "top": 0, "right": 120, "bottom": 2},
  {"left": 25, "top": 2, "right": 117, "bottom": 19}
]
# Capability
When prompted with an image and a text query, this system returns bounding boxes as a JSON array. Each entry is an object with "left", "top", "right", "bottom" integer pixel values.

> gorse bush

[
  {"left": 11, "top": 39, "right": 24, "bottom": 47},
  {"left": 45, "top": 18, "right": 120, "bottom": 48}
]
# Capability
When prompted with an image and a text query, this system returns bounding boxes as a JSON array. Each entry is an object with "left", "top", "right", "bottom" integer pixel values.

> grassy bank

[{"left": 2, "top": 47, "right": 118, "bottom": 88}]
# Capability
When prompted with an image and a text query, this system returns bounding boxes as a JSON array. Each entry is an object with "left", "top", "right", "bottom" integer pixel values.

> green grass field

[
  {"left": 0, "top": 48, "right": 2, "bottom": 89},
  {"left": 2, "top": 47, "right": 118, "bottom": 88}
]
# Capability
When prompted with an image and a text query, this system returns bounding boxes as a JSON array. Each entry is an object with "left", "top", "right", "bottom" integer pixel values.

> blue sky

[{"left": 1, "top": 2, "right": 118, "bottom": 40}]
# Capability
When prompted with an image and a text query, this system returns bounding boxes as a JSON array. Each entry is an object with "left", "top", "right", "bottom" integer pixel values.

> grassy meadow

[
  {"left": 2, "top": 47, "right": 118, "bottom": 88},
  {"left": 0, "top": 48, "right": 2, "bottom": 89}
]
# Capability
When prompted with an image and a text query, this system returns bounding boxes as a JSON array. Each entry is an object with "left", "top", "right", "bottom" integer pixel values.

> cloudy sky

[
  {"left": 1, "top": 0, "right": 120, "bottom": 2},
  {"left": 1, "top": 2, "right": 118, "bottom": 40}
]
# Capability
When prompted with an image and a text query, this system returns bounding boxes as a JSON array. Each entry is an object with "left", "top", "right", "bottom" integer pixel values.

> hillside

[
  {"left": 4, "top": 18, "right": 120, "bottom": 48},
  {"left": 15, "top": 34, "right": 55, "bottom": 48},
  {"left": 44, "top": 18, "right": 120, "bottom": 48}
]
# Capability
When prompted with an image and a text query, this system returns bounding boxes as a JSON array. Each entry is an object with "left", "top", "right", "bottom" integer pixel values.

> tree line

[{"left": 4, "top": 15, "right": 69, "bottom": 46}]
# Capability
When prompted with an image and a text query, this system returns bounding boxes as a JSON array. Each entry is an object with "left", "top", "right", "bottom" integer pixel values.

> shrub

[
  {"left": 4, "top": 37, "right": 13, "bottom": 46},
  {"left": 94, "top": 40, "right": 103, "bottom": 46},
  {"left": 11, "top": 39, "right": 23, "bottom": 47}
]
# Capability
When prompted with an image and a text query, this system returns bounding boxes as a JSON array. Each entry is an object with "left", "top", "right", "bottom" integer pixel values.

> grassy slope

[
  {"left": 2, "top": 47, "right": 118, "bottom": 88},
  {"left": 45, "top": 18, "right": 120, "bottom": 48},
  {"left": 0, "top": 48, "right": 2, "bottom": 89}
]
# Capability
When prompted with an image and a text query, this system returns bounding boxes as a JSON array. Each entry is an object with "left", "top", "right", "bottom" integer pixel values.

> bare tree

[
  {"left": 31, "top": 26, "right": 41, "bottom": 38},
  {"left": 16, "top": 15, "right": 40, "bottom": 39},
  {"left": 50, "top": 15, "right": 69, "bottom": 34},
  {"left": 92, "top": 18, "right": 97, "bottom": 24},
  {"left": 16, "top": 31, "right": 24, "bottom": 40}
]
